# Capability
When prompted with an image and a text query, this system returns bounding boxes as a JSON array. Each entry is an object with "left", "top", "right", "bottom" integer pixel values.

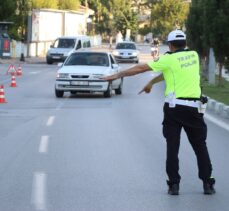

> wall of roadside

[{"left": 10, "top": 35, "right": 102, "bottom": 58}]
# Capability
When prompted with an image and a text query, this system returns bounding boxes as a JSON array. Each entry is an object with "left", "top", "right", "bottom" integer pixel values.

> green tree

[
  {"left": 150, "top": 0, "right": 189, "bottom": 40},
  {"left": 87, "top": 0, "right": 113, "bottom": 37},
  {"left": 58, "top": 0, "right": 80, "bottom": 10},
  {"left": 224, "top": 0, "right": 229, "bottom": 71},
  {"left": 0, "top": 0, "right": 17, "bottom": 21},
  {"left": 185, "top": 0, "right": 210, "bottom": 78},
  {"left": 208, "top": 0, "right": 229, "bottom": 85},
  {"left": 31, "top": 0, "right": 58, "bottom": 9},
  {"left": 0, "top": 0, "right": 18, "bottom": 39},
  {"left": 87, "top": 0, "right": 138, "bottom": 40},
  {"left": 112, "top": 0, "right": 138, "bottom": 39},
  {"left": 186, "top": 0, "right": 207, "bottom": 56},
  {"left": 186, "top": 0, "right": 229, "bottom": 86}
]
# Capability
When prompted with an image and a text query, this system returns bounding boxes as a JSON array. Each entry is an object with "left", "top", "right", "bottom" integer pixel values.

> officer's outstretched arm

[
  {"left": 138, "top": 73, "right": 164, "bottom": 94},
  {"left": 101, "top": 64, "right": 150, "bottom": 81}
]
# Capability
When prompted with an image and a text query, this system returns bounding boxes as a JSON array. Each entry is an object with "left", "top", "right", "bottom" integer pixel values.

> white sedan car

[
  {"left": 55, "top": 51, "right": 123, "bottom": 98},
  {"left": 112, "top": 41, "right": 139, "bottom": 63}
]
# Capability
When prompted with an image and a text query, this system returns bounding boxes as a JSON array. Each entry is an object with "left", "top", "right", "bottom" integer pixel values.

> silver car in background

[{"left": 112, "top": 41, "right": 139, "bottom": 63}]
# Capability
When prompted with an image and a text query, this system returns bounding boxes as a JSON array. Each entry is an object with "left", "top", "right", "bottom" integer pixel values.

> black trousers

[{"left": 162, "top": 103, "right": 213, "bottom": 184}]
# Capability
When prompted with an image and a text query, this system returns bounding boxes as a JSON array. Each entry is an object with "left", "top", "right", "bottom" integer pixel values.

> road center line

[
  {"left": 39, "top": 136, "right": 49, "bottom": 154},
  {"left": 205, "top": 113, "right": 229, "bottom": 132},
  {"left": 46, "top": 116, "right": 55, "bottom": 126},
  {"left": 31, "top": 172, "right": 47, "bottom": 210}
]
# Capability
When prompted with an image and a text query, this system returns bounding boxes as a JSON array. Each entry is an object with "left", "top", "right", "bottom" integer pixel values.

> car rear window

[
  {"left": 116, "top": 43, "right": 136, "bottom": 50},
  {"left": 65, "top": 53, "right": 109, "bottom": 67}
]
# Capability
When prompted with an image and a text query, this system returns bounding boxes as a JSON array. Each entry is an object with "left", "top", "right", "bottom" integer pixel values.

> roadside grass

[{"left": 201, "top": 76, "right": 229, "bottom": 105}]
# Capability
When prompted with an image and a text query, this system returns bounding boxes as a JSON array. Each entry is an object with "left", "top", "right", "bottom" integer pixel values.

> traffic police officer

[{"left": 102, "top": 29, "right": 216, "bottom": 195}]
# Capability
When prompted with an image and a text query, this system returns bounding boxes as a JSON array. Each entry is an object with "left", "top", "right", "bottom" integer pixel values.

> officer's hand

[
  {"left": 101, "top": 74, "right": 118, "bottom": 81},
  {"left": 138, "top": 84, "right": 152, "bottom": 94}
]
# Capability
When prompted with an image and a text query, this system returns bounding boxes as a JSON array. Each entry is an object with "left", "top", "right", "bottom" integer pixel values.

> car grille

[
  {"left": 50, "top": 53, "right": 64, "bottom": 56},
  {"left": 116, "top": 56, "right": 137, "bottom": 59},
  {"left": 120, "top": 53, "right": 132, "bottom": 55},
  {"left": 58, "top": 84, "right": 103, "bottom": 89},
  {"left": 71, "top": 75, "right": 89, "bottom": 79}
]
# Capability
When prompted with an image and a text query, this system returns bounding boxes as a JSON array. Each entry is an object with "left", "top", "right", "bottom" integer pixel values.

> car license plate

[
  {"left": 52, "top": 56, "right": 61, "bottom": 59},
  {"left": 71, "top": 81, "right": 89, "bottom": 86},
  {"left": 122, "top": 53, "right": 129, "bottom": 58}
]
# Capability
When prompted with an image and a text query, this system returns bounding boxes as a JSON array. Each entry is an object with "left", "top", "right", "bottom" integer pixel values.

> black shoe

[
  {"left": 203, "top": 178, "right": 216, "bottom": 195},
  {"left": 167, "top": 181, "right": 179, "bottom": 195}
]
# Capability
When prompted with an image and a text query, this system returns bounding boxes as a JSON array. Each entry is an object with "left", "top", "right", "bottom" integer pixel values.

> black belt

[{"left": 177, "top": 97, "right": 200, "bottom": 101}]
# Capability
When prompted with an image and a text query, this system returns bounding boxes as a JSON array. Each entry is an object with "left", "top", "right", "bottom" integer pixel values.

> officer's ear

[{"left": 168, "top": 42, "right": 173, "bottom": 51}]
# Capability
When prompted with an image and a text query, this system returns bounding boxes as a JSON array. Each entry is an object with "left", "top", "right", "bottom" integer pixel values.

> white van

[{"left": 46, "top": 35, "right": 91, "bottom": 64}]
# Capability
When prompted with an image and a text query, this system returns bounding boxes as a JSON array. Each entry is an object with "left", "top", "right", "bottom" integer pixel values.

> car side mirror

[
  {"left": 57, "top": 63, "right": 63, "bottom": 67},
  {"left": 112, "top": 64, "right": 119, "bottom": 69}
]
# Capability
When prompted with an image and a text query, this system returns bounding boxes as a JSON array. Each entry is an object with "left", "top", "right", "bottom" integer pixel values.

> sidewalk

[{"left": 0, "top": 57, "right": 46, "bottom": 65}]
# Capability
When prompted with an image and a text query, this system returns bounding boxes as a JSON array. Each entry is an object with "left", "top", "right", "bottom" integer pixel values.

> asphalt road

[{"left": 0, "top": 48, "right": 229, "bottom": 211}]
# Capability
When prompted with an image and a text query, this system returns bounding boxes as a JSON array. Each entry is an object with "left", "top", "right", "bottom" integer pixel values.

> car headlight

[
  {"left": 112, "top": 51, "right": 119, "bottom": 56},
  {"left": 56, "top": 73, "right": 69, "bottom": 79},
  {"left": 132, "top": 52, "right": 138, "bottom": 56},
  {"left": 92, "top": 74, "right": 105, "bottom": 79}
]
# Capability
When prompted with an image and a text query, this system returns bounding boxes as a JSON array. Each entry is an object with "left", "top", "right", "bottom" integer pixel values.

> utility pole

[{"left": 20, "top": 0, "right": 25, "bottom": 61}]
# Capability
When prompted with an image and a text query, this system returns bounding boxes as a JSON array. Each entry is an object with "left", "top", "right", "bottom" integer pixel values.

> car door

[{"left": 110, "top": 55, "right": 121, "bottom": 88}]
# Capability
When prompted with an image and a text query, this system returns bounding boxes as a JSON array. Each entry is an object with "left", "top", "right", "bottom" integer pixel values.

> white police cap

[{"left": 167, "top": 30, "right": 186, "bottom": 42}]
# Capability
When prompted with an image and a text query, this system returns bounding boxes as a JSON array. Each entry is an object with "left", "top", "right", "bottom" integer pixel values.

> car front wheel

[
  {"left": 115, "top": 78, "right": 123, "bottom": 95},
  {"left": 55, "top": 89, "right": 64, "bottom": 98},
  {"left": 104, "top": 83, "right": 112, "bottom": 98},
  {"left": 46, "top": 57, "right": 53, "bottom": 64}
]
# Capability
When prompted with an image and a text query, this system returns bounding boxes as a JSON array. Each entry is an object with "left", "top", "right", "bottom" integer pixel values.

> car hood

[
  {"left": 58, "top": 66, "right": 111, "bottom": 74},
  {"left": 115, "top": 49, "right": 138, "bottom": 53}
]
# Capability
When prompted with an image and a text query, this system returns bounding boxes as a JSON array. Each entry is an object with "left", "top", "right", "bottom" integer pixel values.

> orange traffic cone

[
  {"left": 10, "top": 74, "right": 17, "bottom": 87},
  {"left": 0, "top": 85, "right": 7, "bottom": 103},
  {"left": 17, "top": 64, "right": 22, "bottom": 76}
]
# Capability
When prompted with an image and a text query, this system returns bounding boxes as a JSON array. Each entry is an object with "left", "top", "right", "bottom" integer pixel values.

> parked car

[
  {"left": 55, "top": 50, "right": 123, "bottom": 98},
  {"left": 46, "top": 35, "right": 91, "bottom": 64},
  {"left": 112, "top": 41, "right": 139, "bottom": 63}
]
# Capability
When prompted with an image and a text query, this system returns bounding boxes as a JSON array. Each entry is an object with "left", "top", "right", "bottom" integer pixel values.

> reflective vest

[{"left": 147, "top": 49, "right": 201, "bottom": 98}]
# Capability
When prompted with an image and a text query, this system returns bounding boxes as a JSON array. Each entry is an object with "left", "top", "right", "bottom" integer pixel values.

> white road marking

[
  {"left": 46, "top": 116, "right": 55, "bottom": 126},
  {"left": 205, "top": 113, "right": 229, "bottom": 132},
  {"left": 39, "top": 136, "right": 49, "bottom": 153},
  {"left": 31, "top": 172, "right": 47, "bottom": 210}
]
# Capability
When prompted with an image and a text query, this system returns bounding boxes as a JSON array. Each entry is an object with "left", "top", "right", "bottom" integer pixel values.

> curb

[
  {"left": 0, "top": 57, "right": 45, "bottom": 65},
  {"left": 207, "top": 98, "right": 229, "bottom": 119}
]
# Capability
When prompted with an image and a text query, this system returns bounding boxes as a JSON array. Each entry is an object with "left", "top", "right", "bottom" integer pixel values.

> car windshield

[
  {"left": 55, "top": 39, "right": 76, "bottom": 48},
  {"left": 64, "top": 52, "right": 109, "bottom": 66},
  {"left": 116, "top": 43, "right": 136, "bottom": 50}
]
